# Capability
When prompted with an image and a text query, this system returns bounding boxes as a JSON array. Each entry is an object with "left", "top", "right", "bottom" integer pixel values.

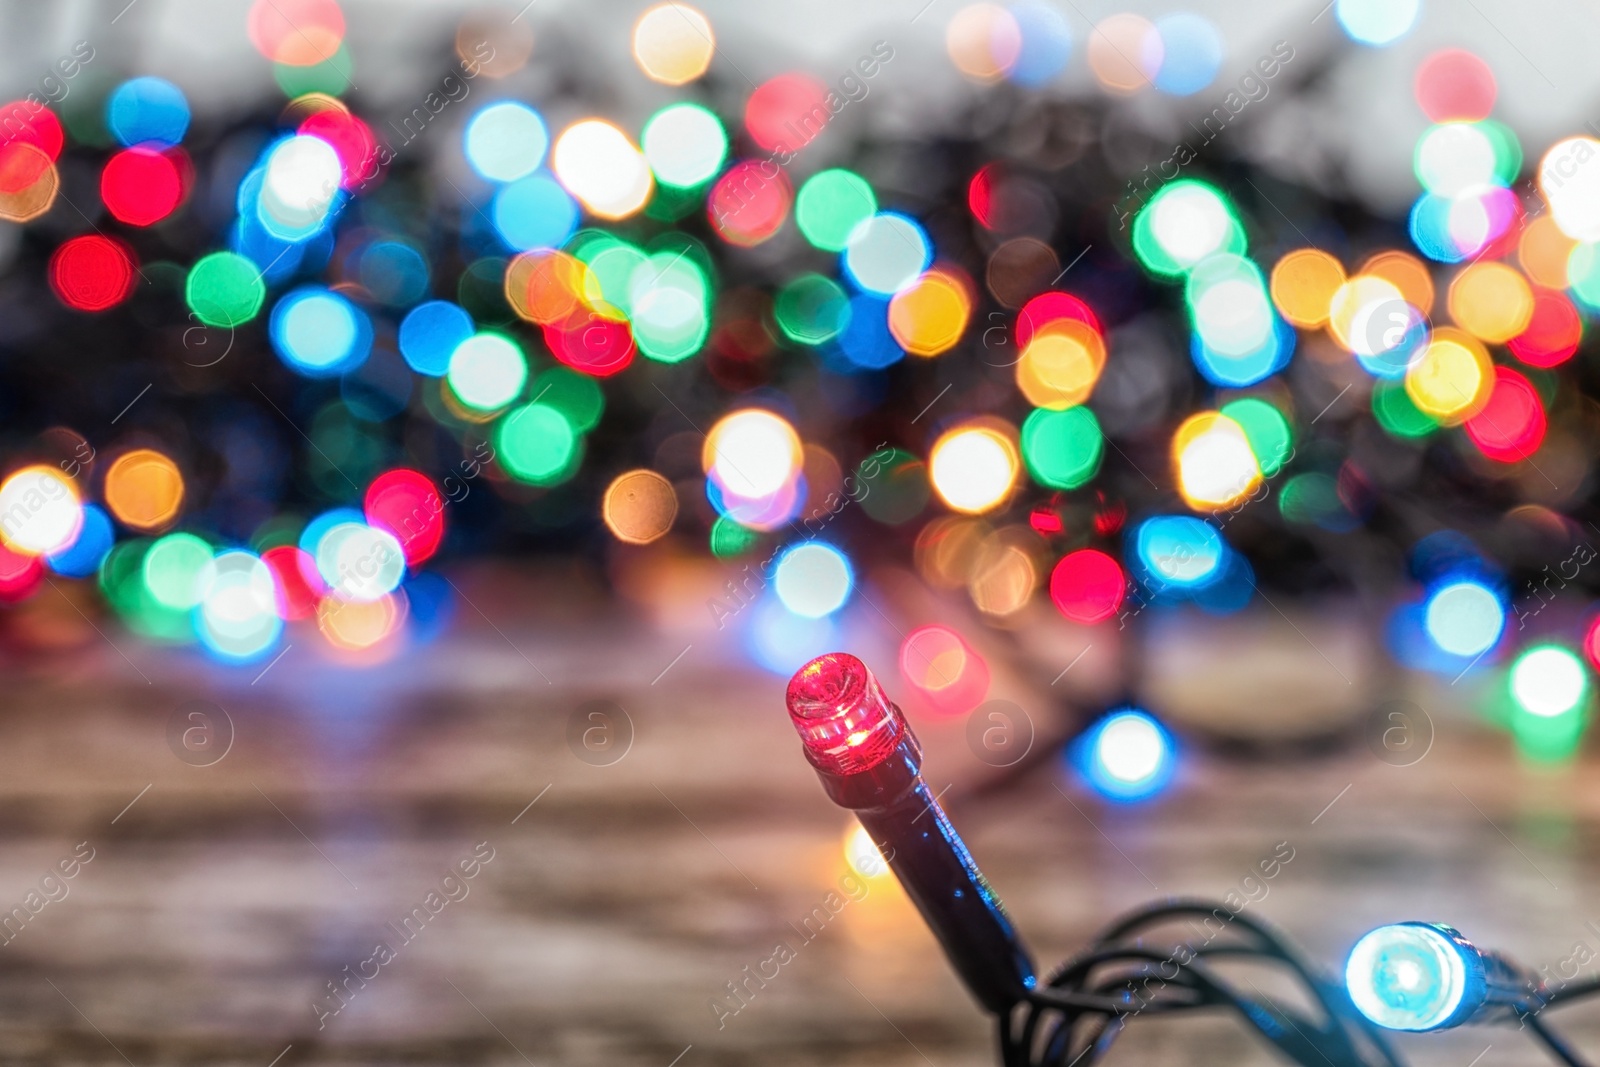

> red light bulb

[{"left": 786, "top": 652, "right": 908, "bottom": 776}]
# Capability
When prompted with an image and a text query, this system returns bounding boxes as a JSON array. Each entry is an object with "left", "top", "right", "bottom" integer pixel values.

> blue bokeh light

[
  {"left": 399, "top": 300, "right": 475, "bottom": 377},
  {"left": 48, "top": 504, "right": 114, "bottom": 579},
  {"left": 269, "top": 287, "right": 372, "bottom": 378},
  {"left": 359, "top": 240, "right": 430, "bottom": 307},
  {"left": 1007, "top": 1, "right": 1072, "bottom": 88},
  {"left": 1151, "top": 13, "right": 1224, "bottom": 96},
  {"left": 1073, "top": 709, "right": 1176, "bottom": 802},
  {"left": 107, "top": 76, "right": 190, "bottom": 147},
  {"left": 491, "top": 173, "right": 580, "bottom": 252},
  {"left": 1335, "top": 0, "right": 1421, "bottom": 46},
  {"left": 464, "top": 102, "right": 549, "bottom": 183},
  {"left": 773, "top": 542, "right": 854, "bottom": 618},
  {"left": 1423, "top": 580, "right": 1505, "bottom": 658}
]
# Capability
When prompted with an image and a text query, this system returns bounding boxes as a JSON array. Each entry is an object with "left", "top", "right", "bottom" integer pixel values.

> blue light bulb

[{"left": 1345, "top": 923, "right": 1485, "bottom": 1031}]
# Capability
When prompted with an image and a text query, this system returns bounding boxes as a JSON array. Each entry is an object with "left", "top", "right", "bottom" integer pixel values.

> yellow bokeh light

[
  {"left": 1405, "top": 327, "right": 1492, "bottom": 424},
  {"left": 318, "top": 590, "right": 404, "bottom": 652},
  {"left": 1327, "top": 274, "right": 1405, "bottom": 355},
  {"left": 1520, "top": 214, "right": 1578, "bottom": 291},
  {"left": 945, "top": 4, "right": 1021, "bottom": 83},
  {"left": 1360, "top": 250, "right": 1434, "bottom": 315},
  {"left": 1173, "top": 412, "right": 1260, "bottom": 510},
  {"left": 552, "top": 119, "right": 653, "bottom": 220},
  {"left": 1447, "top": 261, "right": 1534, "bottom": 343},
  {"left": 1015, "top": 320, "right": 1106, "bottom": 409},
  {"left": 104, "top": 449, "right": 185, "bottom": 532},
  {"left": 929, "top": 423, "right": 1018, "bottom": 515},
  {"left": 0, "top": 146, "right": 58, "bottom": 224},
  {"left": 631, "top": 3, "right": 715, "bottom": 86},
  {"left": 602, "top": 469, "right": 678, "bottom": 545},
  {"left": 1088, "top": 13, "right": 1157, "bottom": 93},
  {"left": 0, "top": 465, "right": 82, "bottom": 556},
  {"left": 888, "top": 270, "right": 971, "bottom": 357},
  {"left": 505, "top": 250, "right": 593, "bottom": 325},
  {"left": 968, "top": 533, "right": 1036, "bottom": 617},
  {"left": 1269, "top": 248, "right": 1345, "bottom": 329},
  {"left": 843, "top": 822, "right": 892, "bottom": 881},
  {"left": 703, "top": 409, "right": 803, "bottom": 500}
]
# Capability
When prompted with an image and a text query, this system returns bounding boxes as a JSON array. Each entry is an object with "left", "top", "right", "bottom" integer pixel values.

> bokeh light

[
  {"left": 50, "top": 236, "right": 137, "bottom": 312},
  {"left": 1075, "top": 708, "right": 1174, "bottom": 801},
  {"left": 1336, "top": 0, "right": 1420, "bottom": 46},
  {"left": 602, "top": 470, "right": 678, "bottom": 545},
  {"left": 773, "top": 542, "right": 854, "bottom": 618},
  {"left": 1511, "top": 645, "right": 1587, "bottom": 718},
  {"left": 1423, "top": 580, "right": 1504, "bottom": 657},
  {"left": 270, "top": 286, "right": 370, "bottom": 377},
  {"left": 844, "top": 212, "right": 933, "bottom": 295},
  {"left": 104, "top": 449, "right": 184, "bottom": 532},
  {"left": 900, "top": 624, "right": 990, "bottom": 716},
  {"left": 1174, "top": 412, "right": 1261, "bottom": 510},
  {"left": 631, "top": 3, "right": 715, "bottom": 85},
  {"left": 107, "top": 76, "right": 190, "bottom": 147},
  {"left": 464, "top": 102, "right": 549, "bottom": 183},
  {"left": 0, "top": 466, "right": 82, "bottom": 556},
  {"left": 641, "top": 103, "right": 726, "bottom": 189},
  {"left": 929, "top": 424, "right": 1018, "bottom": 514},
  {"left": 1049, "top": 548, "right": 1125, "bottom": 623}
]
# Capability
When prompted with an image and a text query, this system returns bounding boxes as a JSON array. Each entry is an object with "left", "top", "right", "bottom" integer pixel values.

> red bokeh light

[
  {"left": 247, "top": 0, "right": 346, "bottom": 66},
  {"left": 1414, "top": 49, "right": 1497, "bottom": 123},
  {"left": 0, "top": 101, "right": 64, "bottom": 161},
  {"left": 1464, "top": 366, "right": 1546, "bottom": 464},
  {"left": 48, "top": 235, "right": 138, "bottom": 312},
  {"left": 364, "top": 468, "right": 445, "bottom": 565},
  {"left": 262, "top": 544, "right": 325, "bottom": 621},
  {"left": 1585, "top": 614, "right": 1600, "bottom": 671},
  {"left": 0, "top": 142, "right": 52, "bottom": 195},
  {"left": 299, "top": 109, "right": 377, "bottom": 189},
  {"left": 1508, "top": 288, "right": 1581, "bottom": 368},
  {"left": 786, "top": 652, "right": 908, "bottom": 776},
  {"left": 1017, "top": 290, "right": 1103, "bottom": 349},
  {"left": 543, "top": 312, "right": 635, "bottom": 377},
  {"left": 101, "top": 146, "right": 184, "bottom": 226},
  {"left": 968, "top": 164, "right": 997, "bottom": 228},
  {"left": 708, "top": 161, "right": 793, "bottom": 247},
  {"left": 899, "top": 624, "right": 990, "bottom": 716},
  {"left": 1049, "top": 549, "right": 1126, "bottom": 624},
  {"left": 0, "top": 542, "right": 44, "bottom": 602},
  {"left": 743, "top": 73, "right": 830, "bottom": 154}
]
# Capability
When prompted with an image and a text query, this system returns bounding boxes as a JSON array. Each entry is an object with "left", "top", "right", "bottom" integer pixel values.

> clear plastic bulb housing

[
  {"left": 786, "top": 652, "right": 908, "bottom": 776},
  {"left": 1346, "top": 922, "right": 1484, "bottom": 1031}
]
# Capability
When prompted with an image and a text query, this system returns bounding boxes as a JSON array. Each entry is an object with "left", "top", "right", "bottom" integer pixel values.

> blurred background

[{"left": 1, "top": 0, "right": 1600, "bottom": 1063}]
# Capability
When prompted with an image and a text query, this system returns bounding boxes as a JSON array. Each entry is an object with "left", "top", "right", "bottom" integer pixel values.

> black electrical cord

[{"left": 995, "top": 899, "right": 1600, "bottom": 1067}]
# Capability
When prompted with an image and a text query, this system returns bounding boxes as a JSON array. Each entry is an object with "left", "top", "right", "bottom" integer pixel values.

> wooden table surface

[{"left": 1, "top": 562, "right": 1597, "bottom": 1067}]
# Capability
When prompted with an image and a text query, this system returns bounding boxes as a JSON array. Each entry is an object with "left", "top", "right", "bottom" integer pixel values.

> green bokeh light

[
  {"left": 531, "top": 366, "right": 604, "bottom": 432},
  {"left": 1221, "top": 397, "right": 1293, "bottom": 476},
  {"left": 273, "top": 44, "right": 354, "bottom": 97},
  {"left": 186, "top": 252, "right": 266, "bottom": 328},
  {"left": 1372, "top": 380, "right": 1438, "bottom": 438},
  {"left": 1021, "top": 405, "right": 1103, "bottom": 490},
  {"left": 795, "top": 169, "right": 876, "bottom": 253},
  {"left": 142, "top": 532, "right": 214, "bottom": 611},
  {"left": 495, "top": 402, "right": 578, "bottom": 485},
  {"left": 855, "top": 447, "right": 929, "bottom": 526},
  {"left": 775, "top": 274, "right": 850, "bottom": 346},
  {"left": 1131, "top": 179, "right": 1245, "bottom": 279},
  {"left": 710, "top": 515, "right": 761, "bottom": 558}
]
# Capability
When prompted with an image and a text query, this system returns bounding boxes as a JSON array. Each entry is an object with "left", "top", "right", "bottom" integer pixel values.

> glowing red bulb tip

[{"left": 786, "top": 652, "right": 908, "bottom": 776}]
